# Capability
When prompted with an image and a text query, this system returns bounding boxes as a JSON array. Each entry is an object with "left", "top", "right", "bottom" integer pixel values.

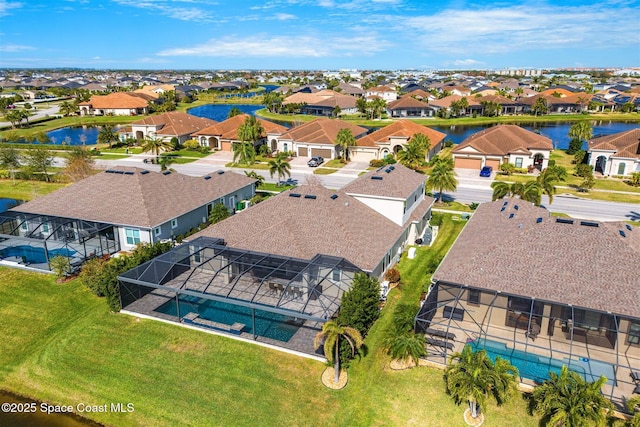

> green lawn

[
  {"left": 257, "top": 182, "right": 295, "bottom": 192},
  {"left": 0, "top": 179, "right": 68, "bottom": 200},
  {"left": 225, "top": 162, "right": 271, "bottom": 170},
  {"left": 93, "top": 153, "right": 129, "bottom": 160},
  {"left": 323, "top": 159, "right": 346, "bottom": 169},
  {"left": 313, "top": 168, "right": 337, "bottom": 175},
  {"left": 0, "top": 215, "right": 538, "bottom": 426}
]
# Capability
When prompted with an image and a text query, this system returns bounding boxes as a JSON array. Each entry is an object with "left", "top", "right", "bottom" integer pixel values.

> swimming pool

[
  {"left": 155, "top": 295, "right": 300, "bottom": 343},
  {"left": 0, "top": 245, "right": 77, "bottom": 264},
  {"left": 468, "top": 338, "right": 616, "bottom": 385}
]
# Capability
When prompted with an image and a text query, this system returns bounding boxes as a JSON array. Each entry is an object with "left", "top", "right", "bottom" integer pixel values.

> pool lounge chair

[
  {"left": 426, "top": 337, "right": 454, "bottom": 351},
  {"left": 631, "top": 371, "right": 640, "bottom": 382},
  {"left": 634, "top": 384, "right": 640, "bottom": 395}
]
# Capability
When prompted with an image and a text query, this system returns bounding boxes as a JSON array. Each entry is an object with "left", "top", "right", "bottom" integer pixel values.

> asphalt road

[{"left": 91, "top": 155, "right": 639, "bottom": 223}]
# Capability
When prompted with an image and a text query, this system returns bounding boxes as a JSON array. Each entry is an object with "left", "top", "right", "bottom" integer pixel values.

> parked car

[
  {"left": 307, "top": 156, "right": 324, "bottom": 167},
  {"left": 479, "top": 166, "right": 493, "bottom": 177}
]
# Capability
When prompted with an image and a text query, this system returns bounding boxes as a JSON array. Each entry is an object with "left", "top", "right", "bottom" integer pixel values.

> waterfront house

[{"left": 587, "top": 128, "right": 640, "bottom": 176}]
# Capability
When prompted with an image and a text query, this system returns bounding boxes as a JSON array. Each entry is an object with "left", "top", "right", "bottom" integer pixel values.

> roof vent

[
  {"left": 514, "top": 205, "right": 519, "bottom": 210},
  {"left": 304, "top": 194, "right": 317, "bottom": 199},
  {"left": 217, "top": 170, "right": 225, "bottom": 175},
  {"left": 114, "top": 170, "right": 125, "bottom": 174},
  {"left": 162, "top": 171, "right": 171, "bottom": 175},
  {"left": 626, "top": 224, "right": 633, "bottom": 231},
  {"left": 502, "top": 201, "right": 508, "bottom": 207},
  {"left": 508, "top": 213, "right": 514, "bottom": 219},
  {"left": 140, "top": 170, "right": 150, "bottom": 175},
  {"left": 330, "top": 194, "right": 338, "bottom": 200},
  {"left": 289, "top": 193, "right": 301, "bottom": 198},
  {"left": 371, "top": 175, "right": 383, "bottom": 180},
  {"left": 203, "top": 176, "right": 211, "bottom": 180},
  {"left": 556, "top": 218, "right": 574, "bottom": 225},
  {"left": 579, "top": 221, "right": 599, "bottom": 227},
  {"left": 389, "top": 165, "right": 395, "bottom": 170},
  {"left": 124, "top": 171, "right": 134, "bottom": 175},
  {"left": 619, "top": 230, "right": 626, "bottom": 237},
  {"left": 500, "top": 207, "right": 506, "bottom": 212},
  {"left": 105, "top": 169, "right": 116, "bottom": 174},
  {"left": 385, "top": 168, "right": 392, "bottom": 173},
  {"left": 536, "top": 217, "right": 543, "bottom": 223}
]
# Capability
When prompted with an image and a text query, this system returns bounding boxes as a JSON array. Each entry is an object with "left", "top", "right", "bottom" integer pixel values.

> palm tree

[
  {"left": 519, "top": 180, "right": 542, "bottom": 206},
  {"left": 445, "top": 346, "right": 518, "bottom": 420},
  {"left": 244, "top": 170, "right": 265, "bottom": 187},
  {"left": 532, "top": 97, "right": 549, "bottom": 116},
  {"left": 232, "top": 141, "right": 256, "bottom": 165},
  {"left": 398, "top": 133, "right": 430, "bottom": 170},
  {"left": 384, "top": 331, "right": 426, "bottom": 366},
  {"left": 532, "top": 365, "right": 612, "bottom": 427},
  {"left": 227, "top": 106, "right": 242, "bottom": 118},
  {"left": 537, "top": 169, "right": 558, "bottom": 204},
  {"left": 335, "top": 128, "right": 356, "bottom": 162},
  {"left": 625, "top": 395, "right": 640, "bottom": 427},
  {"left": 237, "top": 115, "right": 264, "bottom": 145},
  {"left": 97, "top": 125, "right": 120, "bottom": 148},
  {"left": 491, "top": 181, "right": 542, "bottom": 206},
  {"left": 268, "top": 154, "right": 291, "bottom": 184},
  {"left": 141, "top": 136, "right": 174, "bottom": 159},
  {"left": 426, "top": 156, "right": 458, "bottom": 203},
  {"left": 58, "top": 101, "right": 77, "bottom": 117},
  {"left": 567, "top": 121, "right": 593, "bottom": 154},
  {"left": 314, "top": 320, "right": 363, "bottom": 384}
]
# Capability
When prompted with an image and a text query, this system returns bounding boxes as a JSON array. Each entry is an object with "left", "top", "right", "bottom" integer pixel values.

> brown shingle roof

[
  {"left": 387, "top": 96, "right": 431, "bottom": 110},
  {"left": 452, "top": 124, "right": 552, "bottom": 156},
  {"left": 278, "top": 118, "right": 368, "bottom": 145},
  {"left": 433, "top": 200, "right": 640, "bottom": 318},
  {"left": 131, "top": 111, "right": 217, "bottom": 137},
  {"left": 588, "top": 128, "right": 640, "bottom": 159},
  {"left": 356, "top": 120, "right": 446, "bottom": 148},
  {"left": 188, "top": 185, "right": 404, "bottom": 272},
  {"left": 13, "top": 167, "right": 255, "bottom": 228},
  {"left": 429, "top": 94, "right": 481, "bottom": 108},
  {"left": 342, "top": 162, "right": 427, "bottom": 199},
  {"left": 191, "top": 114, "right": 287, "bottom": 139}
]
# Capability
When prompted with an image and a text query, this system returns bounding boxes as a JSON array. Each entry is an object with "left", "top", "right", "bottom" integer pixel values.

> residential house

[
  {"left": 274, "top": 118, "right": 368, "bottom": 159},
  {"left": 125, "top": 111, "right": 217, "bottom": 144},
  {"left": 78, "top": 92, "right": 153, "bottom": 116},
  {"left": 191, "top": 114, "right": 288, "bottom": 152},
  {"left": 476, "top": 94, "right": 523, "bottom": 115},
  {"left": 117, "top": 164, "right": 433, "bottom": 355},
  {"left": 351, "top": 120, "right": 446, "bottom": 162},
  {"left": 429, "top": 95, "right": 482, "bottom": 117},
  {"left": 415, "top": 200, "right": 640, "bottom": 405},
  {"left": 365, "top": 85, "right": 397, "bottom": 102},
  {"left": 587, "top": 128, "right": 640, "bottom": 176},
  {"left": 12, "top": 167, "right": 256, "bottom": 253},
  {"left": 386, "top": 95, "right": 436, "bottom": 118},
  {"left": 452, "top": 124, "right": 552, "bottom": 170}
]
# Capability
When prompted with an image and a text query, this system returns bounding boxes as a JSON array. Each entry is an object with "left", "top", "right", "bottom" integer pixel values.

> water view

[
  {"left": 188, "top": 103, "right": 265, "bottom": 122},
  {"left": 0, "top": 198, "right": 21, "bottom": 213}
]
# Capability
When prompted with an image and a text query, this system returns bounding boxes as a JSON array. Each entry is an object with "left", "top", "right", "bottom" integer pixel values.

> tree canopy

[{"left": 426, "top": 156, "right": 458, "bottom": 203}]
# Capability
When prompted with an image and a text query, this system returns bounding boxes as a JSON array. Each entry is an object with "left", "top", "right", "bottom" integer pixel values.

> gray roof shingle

[{"left": 342, "top": 163, "right": 427, "bottom": 199}]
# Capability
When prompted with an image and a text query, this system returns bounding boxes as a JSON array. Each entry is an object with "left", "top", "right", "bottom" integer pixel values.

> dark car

[
  {"left": 479, "top": 166, "right": 493, "bottom": 177},
  {"left": 307, "top": 156, "right": 324, "bottom": 167}
]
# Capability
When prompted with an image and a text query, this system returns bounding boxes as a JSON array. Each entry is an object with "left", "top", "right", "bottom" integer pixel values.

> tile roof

[
  {"left": 13, "top": 167, "right": 255, "bottom": 228},
  {"left": 191, "top": 114, "right": 287, "bottom": 139},
  {"left": 189, "top": 185, "right": 405, "bottom": 272},
  {"left": 429, "top": 94, "right": 481, "bottom": 108},
  {"left": 131, "top": 111, "right": 217, "bottom": 137},
  {"left": 342, "top": 162, "right": 427, "bottom": 199},
  {"left": 387, "top": 96, "right": 431, "bottom": 110},
  {"left": 433, "top": 200, "right": 640, "bottom": 318},
  {"left": 278, "top": 118, "right": 368, "bottom": 145},
  {"left": 79, "top": 92, "right": 149, "bottom": 109},
  {"left": 356, "top": 120, "right": 446, "bottom": 148},
  {"left": 588, "top": 128, "right": 640, "bottom": 159},
  {"left": 452, "top": 124, "right": 552, "bottom": 156}
]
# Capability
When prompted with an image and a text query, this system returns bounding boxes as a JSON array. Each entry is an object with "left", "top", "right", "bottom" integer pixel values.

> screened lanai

[
  {"left": 0, "top": 211, "right": 119, "bottom": 272},
  {"left": 415, "top": 281, "right": 640, "bottom": 408},
  {"left": 118, "top": 236, "right": 362, "bottom": 355}
]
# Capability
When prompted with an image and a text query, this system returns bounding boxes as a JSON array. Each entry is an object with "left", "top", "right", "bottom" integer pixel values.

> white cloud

[
  {"left": 272, "top": 13, "right": 296, "bottom": 20},
  {"left": 157, "top": 34, "right": 390, "bottom": 58},
  {"left": 0, "top": 43, "right": 34, "bottom": 52},
  {"left": 0, "top": 0, "right": 22, "bottom": 17},
  {"left": 450, "top": 59, "right": 484, "bottom": 67},
  {"left": 404, "top": 4, "right": 640, "bottom": 55},
  {"left": 111, "top": 0, "right": 214, "bottom": 22}
]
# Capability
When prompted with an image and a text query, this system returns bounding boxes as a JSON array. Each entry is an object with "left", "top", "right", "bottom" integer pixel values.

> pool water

[
  {"left": 468, "top": 338, "right": 615, "bottom": 385},
  {"left": 155, "top": 295, "right": 300, "bottom": 343},
  {"left": 0, "top": 245, "right": 77, "bottom": 264}
]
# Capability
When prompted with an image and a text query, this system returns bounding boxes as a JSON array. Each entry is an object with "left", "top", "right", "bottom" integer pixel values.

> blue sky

[{"left": 0, "top": 0, "right": 639, "bottom": 70}]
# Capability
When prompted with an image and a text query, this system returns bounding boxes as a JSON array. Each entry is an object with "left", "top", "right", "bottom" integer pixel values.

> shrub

[
  {"left": 444, "top": 139, "right": 454, "bottom": 148},
  {"left": 369, "top": 159, "right": 385, "bottom": 168},
  {"left": 575, "top": 164, "right": 594, "bottom": 178},
  {"left": 50, "top": 256, "right": 71, "bottom": 281},
  {"left": 629, "top": 172, "right": 640, "bottom": 187},
  {"left": 183, "top": 139, "right": 200, "bottom": 150},
  {"left": 548, "top": 159, "right": 556, "bottom": 167},
  {"left": 469, "top": 202, "right": 479, "bottom": 210},
  {"left": 430, "top": 213, "right": 443, "bottom": 226},
  {"left": 384, "top": 154, "right": 396, "bottom": 165},
  {"left": 208, "top": 202, "right": 230, "bottom": 224},
  {"left": 337, "top": 272, "right": 380, "bottom": 337},
  {"left": 499, "top": 163, "right": 516, "bottom": 176},
  {"left": 573, "top": 149, "right": 586, "bottom": 165},
  {"left": 384, "top": 267, "right": 400, "bottom": 283}
]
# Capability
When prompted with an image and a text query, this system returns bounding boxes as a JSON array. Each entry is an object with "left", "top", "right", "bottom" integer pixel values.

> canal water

[
  {"left": 0, "top": 390, "right": 102, "bottom": 427},
  {"left": 0, "top": 198, "right": 21, "bottom": 213}
]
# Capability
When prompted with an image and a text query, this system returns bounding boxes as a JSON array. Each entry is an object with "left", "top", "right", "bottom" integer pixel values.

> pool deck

[{"left": 422, "top": 305, "right": 640, "bottom": 406}]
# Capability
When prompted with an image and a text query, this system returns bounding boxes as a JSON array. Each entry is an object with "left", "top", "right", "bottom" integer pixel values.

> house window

[
  {"left": 171, "top": 219, "right": 178, "bottom": 229},
  {"left": 41, "top": 224, "right": 50, "bottom": 234},
  {"left": 20, "top": 222, "right": 28, "bottom": 231},
  {"left": 331, "top": 269, "right": 341, "bottom": 282},
  {"left": 515, "top": 157, "right": 523, "bottom": 168},
  {"left": 617, "top": 163, "right": 626, "bottom": 176},
  {"left": 628, "top": 322, "right": 640, "bottom": 345},
  {"left": 283, "top": 143, "right": 288, "bottom": 152},
  {"left": 468, "top": 289, "right": 481, "bottom": 306},
  {"left": 154, "top": 227, "right": 161, "bottom": 237},
  {"left": 125, "top": 228, "right": 141, "bottom": 245}
]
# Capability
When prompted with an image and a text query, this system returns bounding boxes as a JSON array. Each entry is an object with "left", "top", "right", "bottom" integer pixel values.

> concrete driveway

[{"left": 455, "top": 168, "right": 495, "bottom": 188}]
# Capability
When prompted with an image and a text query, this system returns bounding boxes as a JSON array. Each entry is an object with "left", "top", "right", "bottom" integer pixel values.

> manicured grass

[
  {"left": 163, "top": 149, "right": 211, "bottom": 158},
  {"left": 257, "top": 183, "right": 295, "bottom": 192},
  {"left": 0, "top": 214, "right": 539, "bottom": 426},
  {"left": 323, "top": 159, "right": 346, "bottom": 169},
  {"left": 313, "top": 168, "right": 337, "bottom": 175},
  {"left": 101, "top": 147, "right": 144, "bottom": 155},
  {"left": 432, "top": 201, "right": 475, "bottom": 212},
  {"left": 0, "top": 179, "right": 68, "bottom": 201},
  {"left": 225, "top": 162, "right": 271, "bottom": 170},
  {"left": 558, "top": 189, "right": 640, "bottom": 204},
  {"left": 93, "top": 153, "right": 128, "bottom": 160}
]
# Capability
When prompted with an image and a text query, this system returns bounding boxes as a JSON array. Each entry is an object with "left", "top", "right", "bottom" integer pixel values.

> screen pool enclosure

[
  {"left": 118, "top": 236, "right": 362, "bottom": 355},
  {"left": 0, "top": 211, "right": 119, "bottom": 272}
]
